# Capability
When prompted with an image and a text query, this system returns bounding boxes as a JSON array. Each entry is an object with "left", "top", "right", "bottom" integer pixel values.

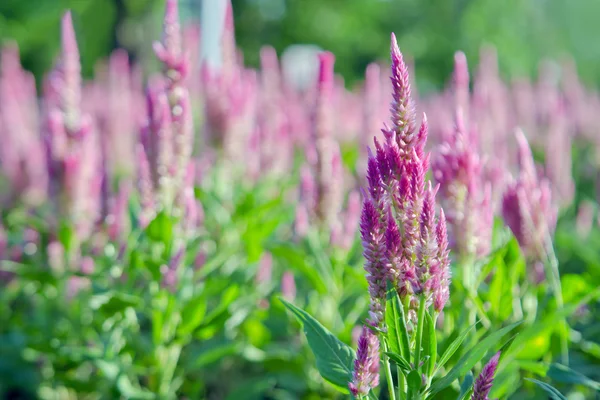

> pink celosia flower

[
  {"left": 360, "top": 34, "right": 451, "bottom": 327},
  {"left": 502, "top": 130, "right": 557, "bottom": 279},
  {"left": 471, "top": 352, "right": 500, "bottom": 400},
  {"left": 349, "top": 326, "right": 380, "bottom": 397}
]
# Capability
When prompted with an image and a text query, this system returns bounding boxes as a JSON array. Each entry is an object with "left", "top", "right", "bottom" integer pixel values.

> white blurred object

[
  {"left": 281, "top": 45, "right": 322, "bottom": 92},
  {"left": 199, "top": 0, "right": 228, "bottom": 70}
]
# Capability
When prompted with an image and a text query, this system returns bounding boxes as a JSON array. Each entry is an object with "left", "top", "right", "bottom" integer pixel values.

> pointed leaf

[
  {"left": 525, "top": 379, "right": 567, "bottom": 400},
  {"left": 385, "top": 351, "right": 411, "bottom": 374},
  {"left": 547, "top": 363, "right": 600, "bottom": 391},
  {"left": 434, "top": 321, "right": 477, "bottom": 375},
  {"left": 385, "top": 287, "right": 410, "bottom": 360},
  {"left": 281, "top": 298, "right": 355, "bottom": 393},
  {"left": 429, "top": 322, "right": 521, "bottom": 395},
  {"left": 177, "top": 293, "right": 207, "bottom": 337}
]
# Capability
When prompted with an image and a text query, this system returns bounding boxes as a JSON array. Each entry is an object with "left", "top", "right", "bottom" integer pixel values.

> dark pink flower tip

[
  {"left": 223, "top": 0, "right": 234, "bottom": 33},
  {"left": 318, "top": 51, "right": 336, "bottom": 88}
]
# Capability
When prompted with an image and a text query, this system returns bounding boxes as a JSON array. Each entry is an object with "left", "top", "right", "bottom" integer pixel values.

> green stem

[
  {"left": 414, "top": 296, "right": 426, "bottom": 373},
  {"left": 397, "top": 366, "right": 406, "bottom": 399},
  {"left": 381, "top": 338, "right": 397, "bottom": 400}
]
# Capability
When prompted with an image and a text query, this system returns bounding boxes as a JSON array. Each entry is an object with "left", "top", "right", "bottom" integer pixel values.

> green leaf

[
  {"left": 385, "top": 352, "right": 411, "bottom": 374},
  {"left": 177, "top": 293, "right": 207, "bottom": 337},
  {"left": 422, "top": 311, "right": 437, "bottom": 378},
  {"left": 407, "top": 370, "right": 422, "bottom": 392},
  {"left": 89, "top": 291, "right": 140, "bottom": 316},
  {"left": 224, "top": 378, "right": 276, "bottom": 400},
  {"left": 525, "top": 379, "right": 567, "bottom": 400},
  {"left": 429, "top": 322, "right": 521, "bottom": 395},
  {"left": 270, "top": 243, "right": 328, "bottom": 294},
  {"left": 385, "top": 287, "right": 411, "bottom": 360},
  {"left": 434, "top": 321, "right": 477, "bottom": 375},
  {"left": 458, "top": 372, "right": 474, "bottom": 400},
  {"left": 280, "top": 298, "right": 355, "bottom": 393},
  {"left": 58, "top": 220, "right": 75, "bottom": 252},
  {"left": 502, "top": 287, "right": 600, "bottom": 362},
  {"left": 547, "top": 363, "right": 600, "bottom": 391},
  {"left": 146, "top": 211, "right": 174, "bottom": 246}
]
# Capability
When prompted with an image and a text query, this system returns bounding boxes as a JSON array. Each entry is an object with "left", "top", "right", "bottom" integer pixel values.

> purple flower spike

[
  {"left": 349, "top": 326, "right": 380, "bottom": 397},
  {"left": 359, "top": 34, "right": 451, "bottom": 320},
  {"left": 502, "top": 130, "right": 557, "bottom": 276},
  {"left": 471, "top": 352, "right": 500, "bottom": 400},
  {"left": 57, "top": 11, "right": 82, "bottom": 132},
  {"left": 360, "top": 199, "right": 387, "bottom": 328},
  {"left": 432, "top": 107, "right": 493, "bottom": 260}
]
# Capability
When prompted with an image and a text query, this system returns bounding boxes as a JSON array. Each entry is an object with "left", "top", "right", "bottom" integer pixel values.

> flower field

[{"left": 1, "top": 1, "right": 600, "bottom": 399}]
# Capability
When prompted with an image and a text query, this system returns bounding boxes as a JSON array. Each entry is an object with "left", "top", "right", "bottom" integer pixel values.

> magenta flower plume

[
  {"left": 349, "top": 326, "right": 380, "bottom": 397},
  {"left": 312, "top": 51, "right": 339, "bottom": 226},
  {"left": 44, "top": 11, "right": 101, "bottom": 244},
  {"left": 502, "top": 130, "right": 557, "bottom": 277},
  {"left": 0, "top": 44, "right": 48, "bottom": 204},
  {"left": 471, "top": 352, "right": 500, "bottom": 400},
  {"left": 433, "top": 109, "right": 493, "bottom": 260},
  {"left": 361, "top": 151, "right": 388, "bottom": 327},
  {"left": 360, "top": 34, "right": 451, "bottom": 324}
]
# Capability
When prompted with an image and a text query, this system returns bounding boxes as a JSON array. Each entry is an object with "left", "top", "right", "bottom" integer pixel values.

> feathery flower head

[
  {"left": 349, "top": 326, "right": 380, "bottom": 397},
  {"left": 502, "top": 130, "right": 557, "bottom": 272},
  {"left": 471, "top": 352, "right": 500, "bottom": 400},
  {"left": 433, "top": 108, "right": 493, "bottom": 259},
  {"left": 54, "top": 11, "right": 82, "bottom": 133},
  {"left": 360, "top": 34, "right": 451, "bottom": 324}
]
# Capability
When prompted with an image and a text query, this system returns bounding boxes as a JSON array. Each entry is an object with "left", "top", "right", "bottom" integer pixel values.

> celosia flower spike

[
  {"left": 471, "top": 352, "right": 500, "bottom": 400},
  {"left": 360, "top": 198, "right": 387, "bottom": 327},
  {"left": 58, "top": 11, "right": 81, "bottom": 132},
  {"left": 349, "top": 326, "right": 380, "bottom": 397}
]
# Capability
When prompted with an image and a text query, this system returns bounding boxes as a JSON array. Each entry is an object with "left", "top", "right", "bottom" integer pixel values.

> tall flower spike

[
  {"left": 349, "top": 326, "right": 380, "bottom": 397},
  {"left": 58, "top": 11, "right": 81, "bottom": 132},
  {"left": 313, "top": 52, "right": 337, "bottom": 226},
  {"left": 153, "top": 0, "right": 193, "bottom": 207},
  {"left": 502, "top": 129, "right": 557, "bottom": 273},
  {"left": 453, "top": 51, "right": 470, "bottom": 117},
  {"left": 471, "top": 352, "right": 500, "bottom": 400}
]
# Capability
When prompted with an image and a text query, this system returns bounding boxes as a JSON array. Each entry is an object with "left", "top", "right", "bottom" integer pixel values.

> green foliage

[{"left": 280, "top": 298, "right": 355, "bottom": 393}]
